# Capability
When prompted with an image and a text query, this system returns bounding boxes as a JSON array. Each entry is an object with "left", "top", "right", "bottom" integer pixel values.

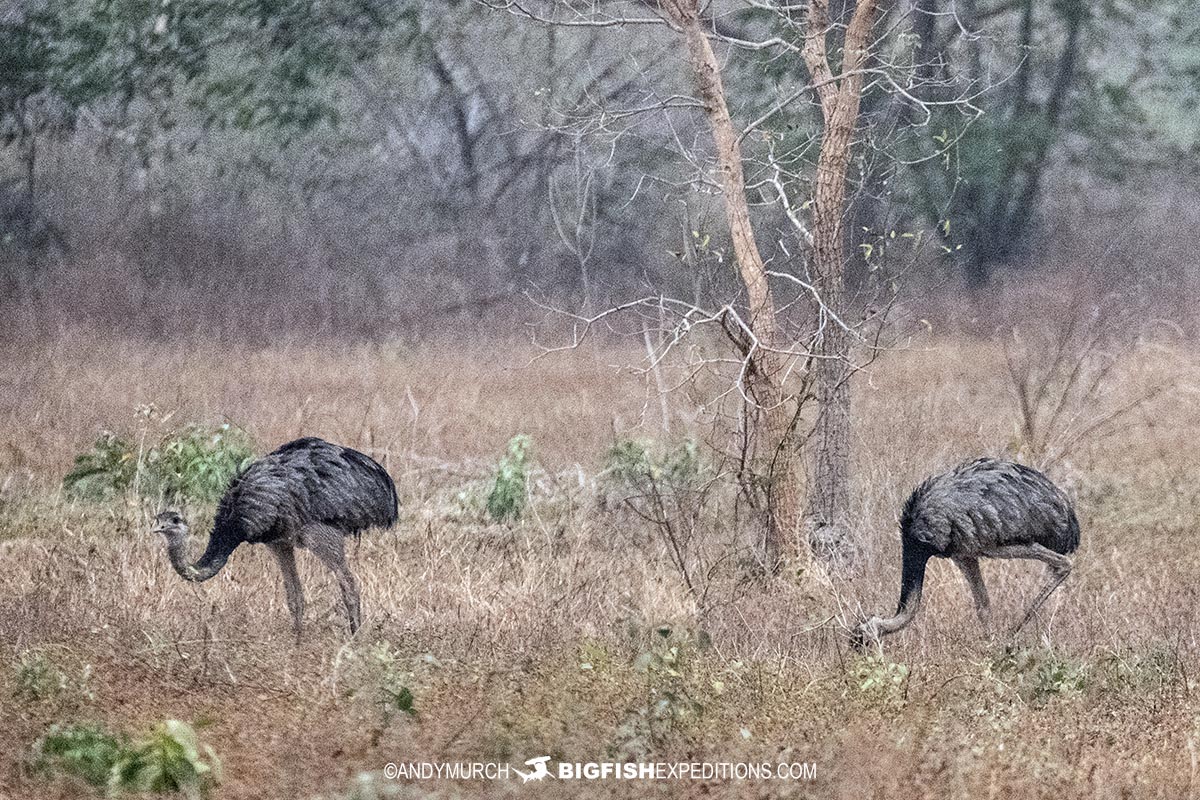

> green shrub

[
  {"left": 603, "top": 437, "right": 702, "bottom": 492},
  {"left": 34, "top": 719, "right": 221, "bottom": 798},
  {"left": 61, "top": 432, "right": 139, "bottom": 502},
  {"left": 64, "top": 424, "right": 254, "bottom": 505},
  {"left": 35, "top": 724, "right": 126, "bottom": 790},
  {"left": 374, "top": 647, "right": 418, "bottom": 724},
  {"left": 848, "top": 654, "right": 910, "bottom": 705},
  {"left": 111, "top": 720, "right": 222, "bottom": 798},
  {"left": 380, "top": 684, "right": 416, "bottom": 719},
  {"left": 14, "top": 652, "right": 70, "bottom": 702},
  {"left": 987, "top": 647, "right": 1087, "bottom": 704},
  {"left": 486, "top": 434, "right": 532, "bottom": 523},
  {"left": 149, "top": 425, "right": 255, "bottom": 504},
  {"left": 611, "top": 625, "right": 706, "bottom": 759}
]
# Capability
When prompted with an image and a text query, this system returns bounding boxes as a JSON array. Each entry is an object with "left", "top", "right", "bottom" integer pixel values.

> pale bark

[{"left": 664, "top": 0, "right": 803, "bottom": 573}]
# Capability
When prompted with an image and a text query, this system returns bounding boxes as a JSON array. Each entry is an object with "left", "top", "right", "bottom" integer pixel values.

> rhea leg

[
  {"left": 267, "top": 541, "right": 305, "bottom": 639},
  {"left": 987, "top": 543, "right": 1073, "bottom": 634},
  {"left": 299, "top": 524, "right": 361, "bottom": 634},
  {"left": 954, "top": 556, "right": 991, "bottom": 629}
]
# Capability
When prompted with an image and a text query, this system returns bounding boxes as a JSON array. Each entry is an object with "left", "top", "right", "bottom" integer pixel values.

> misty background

[{"left": 1, "top": 0, "right": 1198, "bottom": 341}]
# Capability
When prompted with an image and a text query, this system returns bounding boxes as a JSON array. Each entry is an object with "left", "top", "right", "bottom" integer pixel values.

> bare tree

[
  {"left": 486, "top": 0, "right": 979, "bottom": 573},
  {"left": 659, "top": 0, "right": 801, "bottom": 572},
  {"left": 800, "top": 0, "right": 881, "bottom": 563}
]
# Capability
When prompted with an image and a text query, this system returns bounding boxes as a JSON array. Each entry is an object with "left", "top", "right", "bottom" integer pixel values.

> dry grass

[{"left": 2, "top": 326, "right": 1200, "bottom": 799}]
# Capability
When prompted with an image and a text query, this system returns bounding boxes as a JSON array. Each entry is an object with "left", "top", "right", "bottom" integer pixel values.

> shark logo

[{"left": 512, "top": 756, "right": 552, "bottom": 783}]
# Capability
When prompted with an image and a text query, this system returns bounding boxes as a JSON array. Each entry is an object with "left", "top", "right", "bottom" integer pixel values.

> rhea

[
  {"left": 151, "top": 437, "right": 398, "bottom": 636},
  {"left": 855, "top": 458, "right": 1080, "bottom": 647}
]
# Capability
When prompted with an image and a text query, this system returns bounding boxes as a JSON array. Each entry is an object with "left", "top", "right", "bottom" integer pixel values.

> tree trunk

[
  {"left": 667, "top": 0, "right": 802, "bottom": 573},
  {"left": 802, "top": 0, "right": 881, "bottom": 566},
  {"left": 808, "top": 120, "right": 855, "bottom": 564}
]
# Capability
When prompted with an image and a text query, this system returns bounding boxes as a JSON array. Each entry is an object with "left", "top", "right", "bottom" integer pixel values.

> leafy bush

[
  {"left": 14, "top": 652, "right": 70, "bottom": 702},
  {"left": 380, "top": 684, "right": 416, "bottom": 719},
  {"left": 611, "top": 625, "right": 706, "bottom": 759},
  {"left": 150, "top": 425, "right": 255, "bottom": 504},
  {"left": 34, "top": 719, "right": 221, "bottom": 798},
  {"left": 987, "top": 647, "right": 1087, "bottom": 704},
  {"left": 64, "top": 424, "right": 254, "bottom": 505},
  {"left": 111, "top": 720, "right": 222, "bottom": 798},
  {"left": 603, "top": 437, "right": 702, "bottom": 492},
  {"left": 61, "top": 431, "right": 139, "bottom": 502},
  {"left": 600, "top": 440, "right": 714, "bottom": 599},
  {"left": 848, "top": 655, "right": 911, "bottom": 705},
  {"left": 35, "top": 724, "right": 126, "bottom": 790},
  {"left": 372, "top": 645, "right": 418, "bottom": 724},
  {"left": 485, "top": 434, "right": 532, "bottom": 523},
  {"left": 346, "top": 641, "right": 420, "bottom": 738}
]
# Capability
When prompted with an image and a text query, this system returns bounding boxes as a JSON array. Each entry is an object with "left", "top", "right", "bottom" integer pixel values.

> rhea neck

[{"left": 162, "top": 528, "right": 229, "bottom": 582}]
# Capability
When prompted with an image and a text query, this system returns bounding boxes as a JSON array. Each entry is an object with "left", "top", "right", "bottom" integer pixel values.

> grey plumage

[
  {"left": 854, "top": 458, "right": 1080, "bottom": 648},
  {"left": 152, "top": 437, "right": 398, "bottom": 636}
]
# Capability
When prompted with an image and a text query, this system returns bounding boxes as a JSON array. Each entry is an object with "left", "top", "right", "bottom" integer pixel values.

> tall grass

[{"left": 1, "top": 327, "right": 1197, "bottom": 799}]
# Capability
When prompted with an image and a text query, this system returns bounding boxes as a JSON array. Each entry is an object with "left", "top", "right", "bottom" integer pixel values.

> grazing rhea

[
  {"left": 854, "top": 458, "right": 1079, "bottom": 648},
  {"left": 151, "top": 437, "right": 397, "bottom": 636}
]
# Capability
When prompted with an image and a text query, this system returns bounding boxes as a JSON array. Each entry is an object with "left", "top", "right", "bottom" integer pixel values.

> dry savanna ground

[{"left": 2, "top": 324, "right": 1200, "bottom": 799}]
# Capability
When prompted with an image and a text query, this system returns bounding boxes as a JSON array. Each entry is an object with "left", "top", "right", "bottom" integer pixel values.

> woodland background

[{"left": 3, "top": 2, "right": 1200, "bottom": 799}]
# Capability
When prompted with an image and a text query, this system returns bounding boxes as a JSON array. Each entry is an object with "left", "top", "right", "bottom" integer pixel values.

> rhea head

[{"left": 152, "top": 510, "right": 189, "bottom": 541}]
